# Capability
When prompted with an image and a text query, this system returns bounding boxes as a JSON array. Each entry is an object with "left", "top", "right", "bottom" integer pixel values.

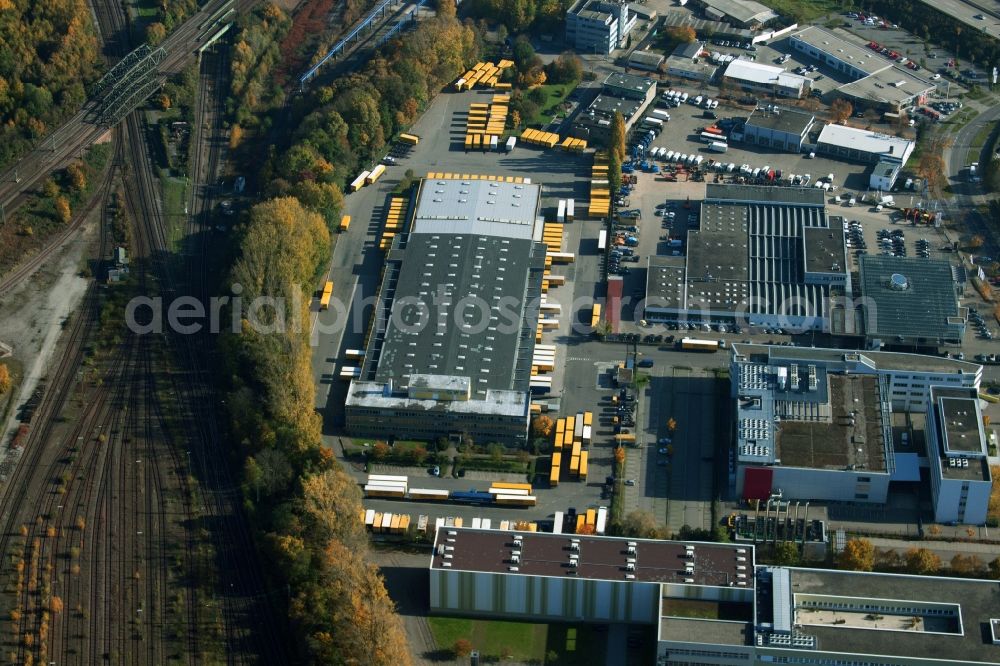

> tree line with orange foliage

[
  {"left": 0, "top": 0, "right": 100, "bottom": 169},
  {"left": 222, "top": 197, "right": 410, "bottom": 664}
]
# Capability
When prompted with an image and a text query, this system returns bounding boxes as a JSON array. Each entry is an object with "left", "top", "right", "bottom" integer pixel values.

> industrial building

[
  {"left": 741, "top": 105, "right": 815, "bottom": 152},
  {"left": 790, "top": 26, "right": 936, "bottom": 112},
  {"left": 430, "top": 528, "right": 1000, "bottom": 665},
  {"left": 870, "top": 158, "right": 902, "bottom": 190},
  {"left": 816, "top": 123, "right": 915, "bottom": 166},
  {"left": 663, "top": 41, "right": 718, "bottom": 82},
  {"left": 858, "top": 255, "right": 965, "bottom": 347},
  {"left": 721, "top": 59, "right": 812, "bottom": 98},
  {"left": 565, "top": 0, "right": 636, "bottom": 55},
  {"left": 627, "top": 49, "right": 665, "bottom": 72},
  {"left": 344, "top": 177, "right": 547, "bottom": 446},
  {"left": 730, "top": 343, "right": 988, "bottom": 525},
  {"left": 688, "top": 0, "right": 777, "bottom": 27},
  {"left": 571, "top": 72, "right": 656, "bottom": 146},
  {"left": 641, "top": 185, "right": 849, "bottom": 331}
]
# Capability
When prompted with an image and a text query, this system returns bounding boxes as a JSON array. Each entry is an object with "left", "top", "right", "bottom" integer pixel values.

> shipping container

[
  {"left": 596, "top": 506, "right": 608, "bottom": 535},
  {"left": 344, "top": 349, "right": 365, "bottom": 360},
  {"left": 319, "top": 280, "right": 333, "bottom": 310},
  {"left": 579, "top": 450, "right": 588, "bottom": 480},
  {"left": 567, "top": 199, "right": 575, "bottom": 222},
  {"left": 598, "top": 229, "right": 607, "bottom": 250},
  {"left": 349, "top": 171, "right": 369, "bottom": 192},
  {"left": 408, "top": 488, "right": 450, "bottom": 501},
  {"left": 339, "top": 215, "right": 351, "bottom": 232},
  {"left": 557, "top": 199, "right": 567, "bottom": 223},
  {"left": 574, "top": 413, "right": 584, "bottom": 441},
  {"left": 494, "top": 494, "right": 537, "bottom": 507},
  {"left": 552, "top": 510, "right": 564, "bottom": 534},
  {"left": 364, "top": 484, "right": 406, "bottom": 498},
  {"left": 549, "top": 462, "right": 560, "bottom": 487},
  {"left": 586, "top": 508, "right": 596, "bottom": 526},
  {"left": 367, "top": 474, "right": 409, "bottom": 485},
  {"left": 366, "top": 164, "right": 386, "bottom": 184},
  {"left": 709, "top": 141, "right": 728, "bottom": 153},
  {"left": 505, "top": 136, "right": 517, "bottom": 152},
  {"left": 490, "top": 135, "right": 499, "bottom": 151},
  {"left": 399, "top": 133, "right": 420, "bottom": 145},
  {"left": 613, "top": 433, "right": 636, "bottom": 443}
]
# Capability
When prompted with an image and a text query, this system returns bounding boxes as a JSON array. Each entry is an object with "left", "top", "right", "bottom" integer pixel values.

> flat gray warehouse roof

[
  {"left": 787, "top": 568, "right": 1000, "bottom": 664},
  {"left": 706, "top": 183, "right": 825, "bottom": 206},
  {"left": 791, "top": 26, "right": 887, "bottom": 76},
  {"left": 858, "top": 254, "right": 963, "bottom": 343}
]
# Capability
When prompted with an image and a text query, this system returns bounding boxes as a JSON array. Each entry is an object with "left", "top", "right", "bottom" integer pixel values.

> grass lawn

[
  {"left": 158, "top": 169, "right": 187, "bottom": 254},
  {"left": 523, "top": 83, "right": 577, "bottom": 127},
  {"left": 392, "top": 439, "right": 430, "bottom": 451},
  {"left": 756, "top": 0, "right": 841, "bottom": 23},
  {"left": 132, "top": 0, "right": 158, "bottom": 18},
  {"left": 429, "top": 617, "right": 548, "bottom": 661},
  {"left": 428, "top": 617, "right": 608, "bottom": 664}
]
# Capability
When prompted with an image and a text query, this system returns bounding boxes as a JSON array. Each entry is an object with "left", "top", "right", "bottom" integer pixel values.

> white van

[{"left": 681, "top": 92, "right": 689, "bottom": 103}]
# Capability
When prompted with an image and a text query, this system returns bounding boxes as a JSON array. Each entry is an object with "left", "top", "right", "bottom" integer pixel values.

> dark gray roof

[
  {"left": 745, "top": 106, "right": 815, "bottom": 136},
  {"left": 803, "top": 225, "right": 846, "bottom": 275},
  {"left": 645, "top": 256, "right": 687, "bottom": 309},
  {"left": 858, "top": 255, "right": 963, "bottom": 343},
  {"left": 586, "top": 95, "right": 644, "bottom": 120},
  {"left": 672, "top": 41, "right": 703, "bottom": 59},
  {"left": 603, "top": 71, "right": 656, "bottom": 95},
  {"left": 366, "top": 178, "right": 545, "bottom": 399},
  {"left": 787, "top": 568, "right": 1000, "bottom": 664},
  {"left": 706, "top": 183, "right": 825, "bottom": 206}
]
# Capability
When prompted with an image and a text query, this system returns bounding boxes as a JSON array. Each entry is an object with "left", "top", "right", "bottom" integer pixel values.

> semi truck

[{"left": 679, "top": 337, "right": 720, "bottom": 352}]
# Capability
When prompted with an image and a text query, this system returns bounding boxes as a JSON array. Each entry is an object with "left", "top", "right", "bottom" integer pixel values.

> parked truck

[{"left": 709, "top": 141, "right": 728, "bottom": 153}]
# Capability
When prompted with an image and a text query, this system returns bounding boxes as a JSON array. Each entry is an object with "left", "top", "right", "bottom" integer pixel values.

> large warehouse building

[
  {"left": 641, "top": 185, "right": 849, "bottom": 331},
  {"left": 730, "top": 344, "right": 988, "bottom": 524},
  {"left": 430, "top": 528, "right": 1000, "bottom": 665},
  {"left": 344, "top": 177, "right": 547, "bottom": 445},
  {"left": 740, "top": 105, "right": 815, "bottom": 153},
  {"left": 858, "top": 254, "right": 965, "bottom": 347},
  {"left": 815, "top": 123, "right": 915, "bottom": 166}
]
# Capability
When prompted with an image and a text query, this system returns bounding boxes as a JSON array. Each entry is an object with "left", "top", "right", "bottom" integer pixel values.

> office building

[
  {"left": 565, "top": 0, "right": 636, "bottom": 55},
  {"left": 722, "top": 59, "right": 812, "bottom": 98},
  {"left": 730, "top": 343, "right": 987, "bottom": 524},
  {"left": 741, "top": 105, "right": 815, "bottom": 152},
  {"left": 870, "top": 157, "right": 902, "bottom": 190},
  {"left": 641, "top": 185, "right": 848, "bottom": 331},
  {"left": 345, "top": 177, "right": 547, "bottom": 445},
  {"left": 664, "top": 41, "right": 718, "bottom": 82},
  {"left": 430, "top": 528, "right": 1000, "bottom": 665}
]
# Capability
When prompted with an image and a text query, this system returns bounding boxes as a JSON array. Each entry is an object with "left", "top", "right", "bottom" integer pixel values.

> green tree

[
  {"left": 619, "top": 510, "right": 669, "bottom": 539},
  {"left": 988, "top": 557, "right": 1000, "bottom": 579},
  {"left": 772, "top": 541, "right": 800, "bottom": 566},
  {"left": 545, "top": 52, "right": 583, "bottom": 84},
  {"left": 489, "top": 443, "right": 504, "bottom": 464}
]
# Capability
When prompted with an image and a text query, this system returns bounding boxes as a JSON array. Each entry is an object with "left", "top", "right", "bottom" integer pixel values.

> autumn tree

[
  {"left": 66, "top": 162, "right": 86, "bottom": 192},
  {"left": 904, "top": 548, "right": 942, "bottom": 575},
  {"left": 54, "top": 197, "right": 72, "bottom": 224},
  {"left": 0, "top": 365, "right": 10, "bottom": 395},
  {"left": 829, "top": 98, "right": 853, "bottom": 124},
  {"left": 917, "top": 137, "right": 952, "bottom": 198},
  {"left": 666, "top": 25, "right": 697, "bottom": 44},
  {"left": 531, "top": 415, "right": 554, "bottom": 438},
  {"left": 838, "top": 538, "right": 875, "bottom": 571},
  {"left": 970, "top": 235, "right": 985, "bottom": 249},
  {"left": 299, "top": 469, "right": 368, "bottom": 550},
  {"left": 989, "top": 557, "right": 1000, "bottom": 579},
  {"left": 546, "top": 52, "right": 583, "bottom": 84},
  {"left": 146, "top": 22, "right": 167, "bottom": 46},
  {"left": 950, "top": 553, "right": 985, "bottom": 576},
  {"left": 619, "top": 510, "right": 669, "bottom": 539},
  {"left": 371, "top": 441, "right": 390, "bottom": 461},
  {"left": 614, "top": 446, "right": 625, "bottom": 465},
  {"left": 453, "top": 639, "right": 473, "bottom": 657},
  {"left": 609, "top": 151, "right": 623, "bottom": 196},
  {"left": 611, "top": 114, "right": 627, "bottom": 164},
  {"left": 577, "top": 523, "right": 596, "bottom": 535},
  {"left": 229, "top": 124, "right": 244, "bottom": 150},
  {"left": 667, "top": 417, "right": 677, "bottom": 432}
]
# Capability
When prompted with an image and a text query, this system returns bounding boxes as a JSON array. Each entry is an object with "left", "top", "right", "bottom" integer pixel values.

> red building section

[
  {"left": 606, "top": 276, "right": 623, "bottom": 333},
  {"left": 742, "top": 467, "right": 773, "bottom": 501}
]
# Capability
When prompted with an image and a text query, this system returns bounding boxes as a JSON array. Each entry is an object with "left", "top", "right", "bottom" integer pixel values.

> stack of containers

[
  {"left": 590, "top": 152, "right": 611, "bottom": 218},
  {"left": 520, "top": 128, "right": 560, "bottom": 148},
  {"left": 380, "top": 195, "right": 408, "bottom": 252}
]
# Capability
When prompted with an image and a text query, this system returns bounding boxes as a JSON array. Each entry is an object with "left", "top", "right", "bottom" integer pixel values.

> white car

[
  {"left": 931, "top": 73, "right": 941, "bottom": 80},
  {"left": 710, "top": 100, "right": 719, "bottom": 109},
  {"left": 703, "top": 97, "right": 713, "bottom": 108},
  {"left": 801, "top": 173, "right": 811, "bottom": 185},
  {"left": 680, "top": 92, "right": 689, "bottom": 103},
  {"left": 665, "top": 150, "right": 676, "bottom": 161},
  {"left": 679, "top": 153, "right": 689, "bottom": 163},
  {"left": 693, "top": 95, "right": 704, "bottom": 105}
]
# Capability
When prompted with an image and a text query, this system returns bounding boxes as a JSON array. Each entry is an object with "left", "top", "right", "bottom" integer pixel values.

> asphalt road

[{"left": 944, "top": 99, "right": 1000, "bottom": 255}]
